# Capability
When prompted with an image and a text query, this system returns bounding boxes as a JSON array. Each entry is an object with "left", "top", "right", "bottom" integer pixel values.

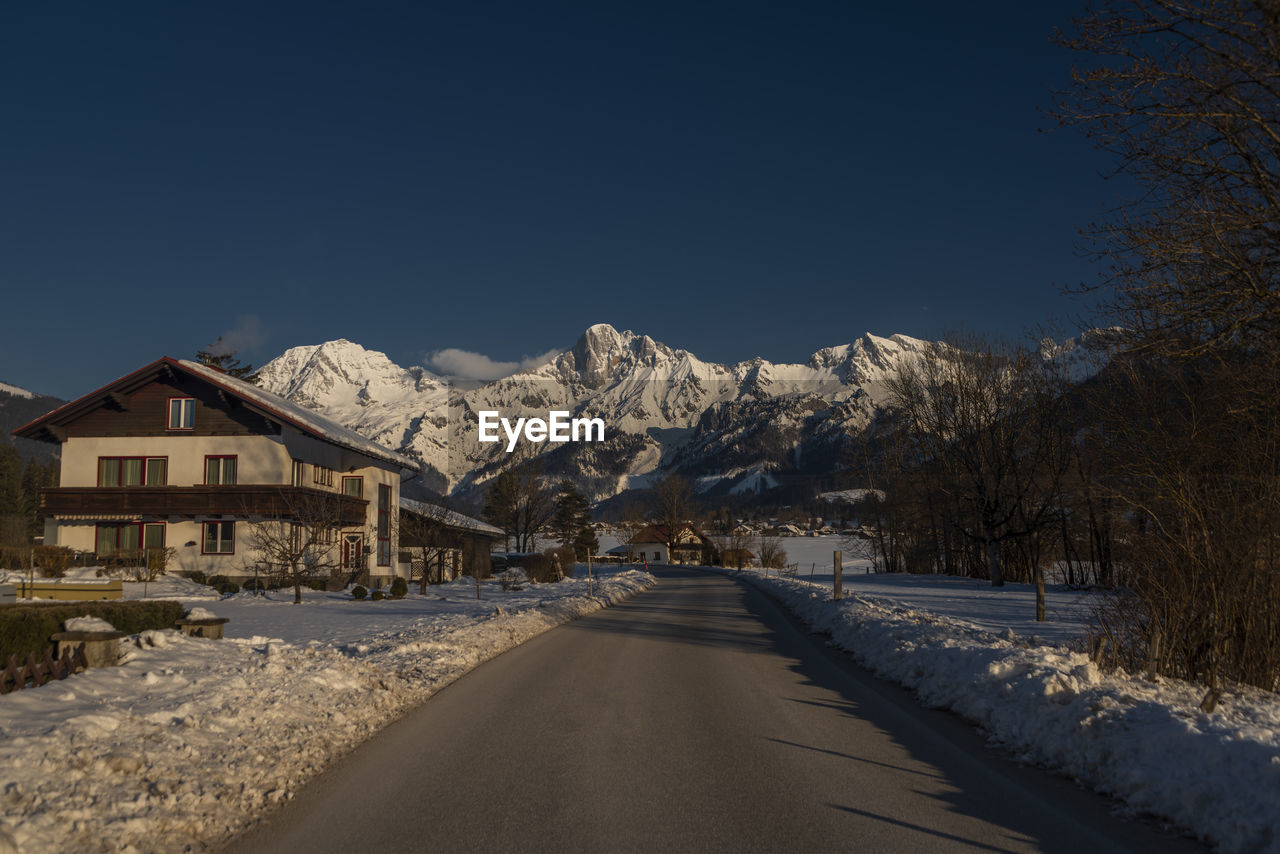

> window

[
  {"left": 167, "top": 398, "right": 194, "bottom": 430},
  {"left": 203, "top": 521, "right": 235, "bottom": 554},
  {"left": 98, "top": 457, "right": 167, "bottom": 486},
  {"left": 205, "top": 455, "right": 237, "bottom": 485},
  {"left": 291, "top": 459, "right": 306, "bottom": 487},
  {"left": 342, "top": 476, "right": 363, "bottom": 498},
  {"left": 143, "top": 523, "right": 165, "bottom": 551},
  {"left": 377, "top": 484, "right": 392, "bottom": 566},
  {"left": 313, "top": 465, "right": 334, "bottom": 487},
  {"left": 95, "top": 523, "right": 140, "bottom": 555}
]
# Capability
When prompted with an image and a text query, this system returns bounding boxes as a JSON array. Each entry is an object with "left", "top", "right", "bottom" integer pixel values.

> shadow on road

[{"left": 570, "top": 564, "right": 1201, "bottom": 853}]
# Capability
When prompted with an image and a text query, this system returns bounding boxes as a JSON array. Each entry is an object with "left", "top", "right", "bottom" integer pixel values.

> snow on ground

[
  {"left": 718, "top": 567, "right": 1280, "bottom": 854},
  {"left": 0, "top": 568, "right": 654, "bottom": 853}
]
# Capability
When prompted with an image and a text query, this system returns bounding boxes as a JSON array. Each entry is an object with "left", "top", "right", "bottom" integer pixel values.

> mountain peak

[{"left": 572, "top": 323, "right": 628, "bottom": 387}]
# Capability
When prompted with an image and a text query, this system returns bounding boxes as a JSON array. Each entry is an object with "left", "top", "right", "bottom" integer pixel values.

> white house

[{"left": 15, "top": 357, "right": 420, "bottom": 587}]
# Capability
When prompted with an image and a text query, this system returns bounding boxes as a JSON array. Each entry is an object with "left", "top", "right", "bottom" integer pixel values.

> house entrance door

[{"left": 341, "top": 533, "right": 363, "bottom": 569}]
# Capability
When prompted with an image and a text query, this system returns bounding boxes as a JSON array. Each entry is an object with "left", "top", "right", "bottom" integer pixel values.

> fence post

[{"left": 833, "top": 551, "right": 843, "bottom": 601}]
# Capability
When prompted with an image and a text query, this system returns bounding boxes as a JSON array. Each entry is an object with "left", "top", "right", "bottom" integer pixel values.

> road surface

[{"left": 225, "top": 567, "right": 1198, "bottom": 853}]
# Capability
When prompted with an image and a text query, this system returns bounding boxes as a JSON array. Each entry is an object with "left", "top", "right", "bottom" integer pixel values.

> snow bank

[
  {"left": 721, "top": 569, "right": 1280, "bottom": 853},
  {"left": 0, "top": 571, "right": 654, "bottom": 853}
]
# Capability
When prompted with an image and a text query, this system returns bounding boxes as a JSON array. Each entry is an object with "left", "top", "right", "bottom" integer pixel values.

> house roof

[
  {"left": 629, "top": 523, "right": 709, "bottom": 546},
  {"left": 13, "top": 356, "right": 420, "bottom": 472},
  {"left": 399, "top": 497, "right": 504, "bottom": 537}
]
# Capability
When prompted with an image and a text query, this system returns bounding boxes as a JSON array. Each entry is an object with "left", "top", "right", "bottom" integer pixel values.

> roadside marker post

[{"left": 833, "top": 551, "right": 843, "bottom": 601}]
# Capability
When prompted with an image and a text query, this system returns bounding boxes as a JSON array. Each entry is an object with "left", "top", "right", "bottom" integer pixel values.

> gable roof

[
  {"left": 399, "top": 496, "right": 504, "bottom": 537},
  {"left": 629, "top": 523, "right": 709, "bottom": 546},
  {"left": 13, "top": 357, "right": 419, "bottom": 472}
]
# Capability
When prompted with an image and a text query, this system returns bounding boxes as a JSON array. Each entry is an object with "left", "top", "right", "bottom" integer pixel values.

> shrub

[
  {"left": 34, "top": 546, "right": 74, "bottom": 578},
  {"left": 188, "top": 571, "right": 208, "bottom": 586},
  {"left": 307, "top": 579, "right": 328, "bottom": 591},
  {"left": 351, "top": 585, "right": 368, "bottom": 600},
  {"left": 521, "top": 553, "right": 551, "bottom": 583},
  {"left": 0, "top": 546, "right": 77, "bottom": 576},
  {"left": 0, "top": 599, "right": 185, "bottom": 663},
  {"left": 206, "top": 576, "right": 239, "bottom": 596},
  {"left": 389, "top": 577, "right": 408, "bottom": 599},
  {"left": 370, "top": 590, "right": 386, "bottom": 601},
  {"left": 498, "top": 568, "right": 528, "bottom": 591},
  {"left": 242, "top": 578, "right": 269, "bottom": 592}
]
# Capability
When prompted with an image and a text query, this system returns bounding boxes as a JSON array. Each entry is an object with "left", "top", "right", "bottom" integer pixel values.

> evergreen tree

[
  {"left": 551, "top": 479, "right": 597, "bottom": 560},
  {"left": 196, "top": 338, "right": 261, "bottom": 384},
  {"left": 20, "top": 456, "right": 57, "bottom": 537},
  {"left": 0, "top": 444, "right": 23, "bottom": 518}
]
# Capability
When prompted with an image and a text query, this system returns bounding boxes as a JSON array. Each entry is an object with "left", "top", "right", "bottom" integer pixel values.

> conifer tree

[
  {"left": 551, "top": 479, "right": 597, "bottom": 560},
  {"left": 196, "top": 338, "right": 261, "bottom": 384}
]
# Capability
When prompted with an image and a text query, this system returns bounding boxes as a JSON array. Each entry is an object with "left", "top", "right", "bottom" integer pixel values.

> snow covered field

[
  {"left": 0, "top": 568, "right": 654, "bottom": 853},
  {"left": 721, "top": 567, "right": 1280, "bottom": 854}
]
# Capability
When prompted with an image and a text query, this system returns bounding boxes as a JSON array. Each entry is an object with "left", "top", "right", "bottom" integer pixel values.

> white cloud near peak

[{"left": 424, "top": 347, "right": 561, "bottom": 381}]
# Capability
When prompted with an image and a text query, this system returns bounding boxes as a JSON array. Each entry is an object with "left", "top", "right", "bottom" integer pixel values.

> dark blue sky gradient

[{"left": 0, "top": 1, "right": 1117, "bottom": 399}]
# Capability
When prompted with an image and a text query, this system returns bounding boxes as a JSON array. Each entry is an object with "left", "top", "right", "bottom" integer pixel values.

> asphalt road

[{"left": 224, "top": 567, "right": 1199, "bottom": 854}]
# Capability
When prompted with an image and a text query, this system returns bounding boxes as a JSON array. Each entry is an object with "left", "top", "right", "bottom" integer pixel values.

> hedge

[{"left": 0, "top": 600, "right": 185, "bottom": 663}]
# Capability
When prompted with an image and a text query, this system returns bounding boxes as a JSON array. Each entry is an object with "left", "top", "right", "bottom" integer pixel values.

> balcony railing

[{"left": 40, "top": 485, "right": 368, "bottom": 525}]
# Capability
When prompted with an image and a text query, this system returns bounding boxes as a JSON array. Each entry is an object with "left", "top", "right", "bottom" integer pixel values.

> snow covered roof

[
  {"left": 176, "top": 360, "right": 419, "bottom": 471},
  {"left": 13, "top": 357, "right": 419, "bottom": 472},
  {"left": 399, "top": 497, "right": 504, "bottom": 537}
]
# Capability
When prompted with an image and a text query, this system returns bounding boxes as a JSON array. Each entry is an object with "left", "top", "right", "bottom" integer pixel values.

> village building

[
  {"left": 14, "top": 357, "right": 421, "bottom": 588},
  {"left": 629, "top": 523, "right": 715, "bottom": 565},
  {"left": 720, "top": 548, "right": 756, "bottom": 568},
  {"left": 398, "top": 494, "right": 503, "bottom": 582}
]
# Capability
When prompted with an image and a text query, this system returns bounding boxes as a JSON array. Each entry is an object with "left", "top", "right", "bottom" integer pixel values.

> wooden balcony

[{"left": 40, "top": 485, "right": 368, "bottom": 525}]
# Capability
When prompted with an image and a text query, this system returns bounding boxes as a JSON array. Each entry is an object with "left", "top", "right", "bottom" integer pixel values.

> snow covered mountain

[
  {"left": 255, "top": 325, "right": 940, "bottom": 501},
  {"left": 0, "top": 382, "right": 66, "bottom": 463}
]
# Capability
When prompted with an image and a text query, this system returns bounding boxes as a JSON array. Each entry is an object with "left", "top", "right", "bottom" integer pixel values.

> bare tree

[
  {"left": 651, "top": 473, "right": 694, "bottom": 555},
  {"left": 720, "top": 525, "right": 755, "bottom": 569},
  {"left": 608, "top": 506, "right": 647, "bottom": 563},
  {"left": 1088, "top": 350, "right": 1280, "bottom": 699},
  {"left": 243, "top": 490, "right": 354, "bottom": 604},
  {"left": 482, "top": 452, "right": 555, "bottom": 553},
  {"left": 400, "top": 499, "right": 463, "bottom": 593},
  {"left": 884, "top": 336, "right": 1072, "bottom": 591},
  {"left": 755, "top": 535, "right": 787, "bottom": 570},
  {"left": 1055, "top": 0, "right": 1280, "bottom": 355}
]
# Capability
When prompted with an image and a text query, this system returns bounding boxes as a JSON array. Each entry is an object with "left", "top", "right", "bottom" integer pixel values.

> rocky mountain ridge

[{"left": 255, "top": 324, "right": 942, "bottom": 500}]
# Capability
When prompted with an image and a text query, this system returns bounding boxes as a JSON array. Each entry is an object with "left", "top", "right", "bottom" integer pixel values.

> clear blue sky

[{"left": 0, "top": 1, "right": 1116, "bottom": 399}]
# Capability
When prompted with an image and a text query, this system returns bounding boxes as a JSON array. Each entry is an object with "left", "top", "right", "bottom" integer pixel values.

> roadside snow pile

[
  {"left": 726, "top": 570, "right": 1280, "bottom": 853},
  {"left": 0, "top": 570, "right": 653, "bottom": 853},
  {"left": 62, "top": 616, "right": 117, "bottom": 633}
]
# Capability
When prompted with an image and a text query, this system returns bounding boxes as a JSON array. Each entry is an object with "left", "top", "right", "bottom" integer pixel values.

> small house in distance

[
  {"left": 720, "top": 548, "right": 756, "bottom": 569},
  {"left": 629, "top": 523, "right": 714, "bottom": 565}
]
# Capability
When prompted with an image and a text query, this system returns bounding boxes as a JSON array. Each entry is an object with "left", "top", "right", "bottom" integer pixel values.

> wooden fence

[{"left": 0, "top": 645, "right": 88, "bottom": 694}]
